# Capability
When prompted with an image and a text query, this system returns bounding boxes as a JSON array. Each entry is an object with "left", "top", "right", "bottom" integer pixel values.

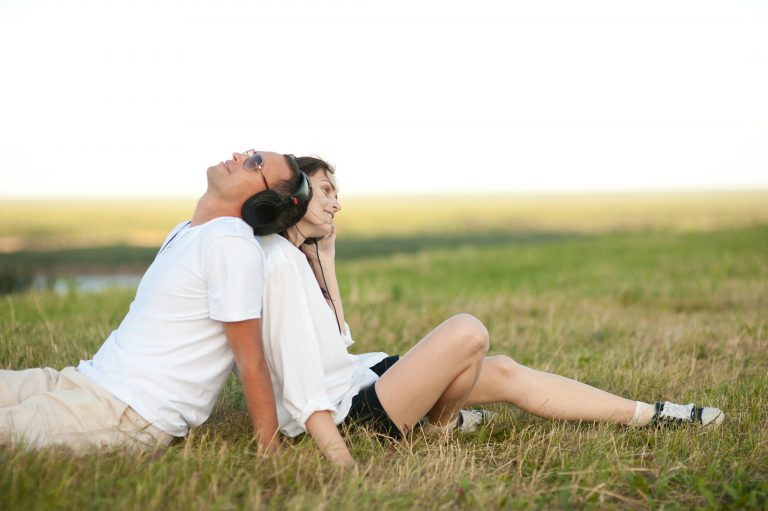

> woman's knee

[
  {"left": 445, "top": 313, "right": 489, "bottom": 356},
  {"left": 488, "top": 355, "right": 521, "bottom": 380}
]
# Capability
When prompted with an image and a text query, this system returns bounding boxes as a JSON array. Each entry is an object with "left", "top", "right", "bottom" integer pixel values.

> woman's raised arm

[{"left": 302, "top": 224, "right": 346, "bottom": 334}]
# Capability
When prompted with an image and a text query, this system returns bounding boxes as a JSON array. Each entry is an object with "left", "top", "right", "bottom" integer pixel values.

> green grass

[{"left": 2, "top": 225, "right": 767, "bottom": 509}]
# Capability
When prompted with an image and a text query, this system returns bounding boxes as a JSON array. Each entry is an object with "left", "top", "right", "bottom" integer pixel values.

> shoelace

[{"left": 656, "top": 401, "right": 695, "bottom": 422}]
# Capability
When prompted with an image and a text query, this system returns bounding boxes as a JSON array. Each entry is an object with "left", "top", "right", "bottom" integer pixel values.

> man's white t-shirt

[
  {"left": 259, "top": 234, "right": 388, "bottom": 437},
  {"left": 78, "top": 217, "right": 264, "bottom": 437}
]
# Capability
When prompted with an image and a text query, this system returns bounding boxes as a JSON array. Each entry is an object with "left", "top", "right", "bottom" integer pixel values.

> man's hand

[{"left": 224, "top": 319, "right": 280, "bottom": 454}]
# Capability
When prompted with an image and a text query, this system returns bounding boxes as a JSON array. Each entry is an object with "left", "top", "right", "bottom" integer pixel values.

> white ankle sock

[{"left": 630, "top": 401, "right": 655, "bottom": 426}]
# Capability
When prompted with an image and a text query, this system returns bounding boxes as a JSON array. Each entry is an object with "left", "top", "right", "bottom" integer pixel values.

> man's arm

[{"left": 224, "top": 318, "right": 280, "bottom": 454}]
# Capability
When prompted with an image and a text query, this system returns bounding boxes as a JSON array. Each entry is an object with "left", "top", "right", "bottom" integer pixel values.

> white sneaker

[
  {"left": 456, "top": 409, "right": 496, "bottom": 433},
  {"left": 652, "top": 401, "right": 725, "bottom": 428},
  {"left": 419, "top": 409, "right": 496, "bottom": 435}
]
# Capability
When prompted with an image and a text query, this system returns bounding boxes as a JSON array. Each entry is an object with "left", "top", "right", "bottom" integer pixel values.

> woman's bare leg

[
  {"left": 465, "top": 355, "right": 643, "bottom": 425},
  {"left": 374, "top": 314, "right": 489, "bottom": 433}
]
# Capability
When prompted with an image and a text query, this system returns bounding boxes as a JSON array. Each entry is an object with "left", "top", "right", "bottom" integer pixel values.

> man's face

[{"left": 207, "top": 150, "right": 292, "bottom": 205}]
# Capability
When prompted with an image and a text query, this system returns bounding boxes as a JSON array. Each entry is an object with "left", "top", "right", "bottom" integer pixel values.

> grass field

[
  {"left": 1, "top": 195, "right": 767, "bottom": 509},
  {"left": 2, "top": 191, "right": 768, "bottom": 250}
]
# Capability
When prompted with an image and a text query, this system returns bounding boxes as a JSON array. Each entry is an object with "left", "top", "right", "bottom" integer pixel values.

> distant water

[{"left": 33, "top": 274, "right": 142, "bottom": 294}]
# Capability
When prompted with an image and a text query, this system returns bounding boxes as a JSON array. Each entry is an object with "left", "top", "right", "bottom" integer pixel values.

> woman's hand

[
  {"left": 305, "top": 410, "right": 357, "bottom": 468},
  {"left": 316, "top": 224, "right": 336, "bottom": 261},
  {"left": 303, "top": 224, "right": 336, "bottom": 263}
]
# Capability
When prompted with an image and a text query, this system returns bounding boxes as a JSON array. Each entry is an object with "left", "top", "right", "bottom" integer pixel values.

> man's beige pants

[{"left": 0, "top": 367, "right": 173, "bottom": 452}]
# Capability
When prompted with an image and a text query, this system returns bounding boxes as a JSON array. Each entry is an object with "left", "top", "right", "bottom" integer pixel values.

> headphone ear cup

[
  {"left": 290, "top": 172, "right": 313, "bottom": 207},
  {"left": 241, "top": 190, "right": 282, "bottom": 230}
]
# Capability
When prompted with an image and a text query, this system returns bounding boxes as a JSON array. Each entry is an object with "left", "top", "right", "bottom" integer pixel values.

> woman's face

[{"left": 298, "top": 169, "right": 341, "bottom": 238}]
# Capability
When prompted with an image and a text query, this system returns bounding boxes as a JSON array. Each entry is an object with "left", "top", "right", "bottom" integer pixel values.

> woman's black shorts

[{"left": 346, "top": 355, "right": 401, "bottom": 438}]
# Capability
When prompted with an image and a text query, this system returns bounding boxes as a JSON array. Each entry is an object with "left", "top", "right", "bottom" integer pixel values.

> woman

[{"left": 256, "top": 155, "right": 724, "bottom": 467}]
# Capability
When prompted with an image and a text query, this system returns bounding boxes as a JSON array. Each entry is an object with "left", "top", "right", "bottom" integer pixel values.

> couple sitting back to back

[{"left": 0, "top": 149, "right": 724, "bottom": 466}]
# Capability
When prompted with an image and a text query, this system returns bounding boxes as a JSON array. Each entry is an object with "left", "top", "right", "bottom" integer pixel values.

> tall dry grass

[{"left": 1, "top": 225, "right": 766, "bottom": 509}]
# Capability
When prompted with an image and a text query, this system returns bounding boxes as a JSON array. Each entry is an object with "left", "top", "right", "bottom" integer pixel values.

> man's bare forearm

[
  {"left": 238, "top": 355, "right": 280, "bottom": 453},
  {"left": 224, "top": 319, "right": 280, "bottom": 454}
]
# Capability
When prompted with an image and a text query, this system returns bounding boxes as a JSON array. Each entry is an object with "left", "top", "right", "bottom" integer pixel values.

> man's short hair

[{"left": 249, "top": 155, "right": 309, "bottom": 236}]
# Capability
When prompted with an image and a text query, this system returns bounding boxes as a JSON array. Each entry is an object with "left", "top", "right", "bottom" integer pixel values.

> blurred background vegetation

[
  {"left": 2, "top": 191, "right": 767, "bottom": 295},
  {"left": 2, "top": 191, "right": 767, "bottom": 508}
]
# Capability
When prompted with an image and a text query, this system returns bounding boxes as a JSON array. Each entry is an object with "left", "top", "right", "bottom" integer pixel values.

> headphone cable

[{"left": 314, "top": 242, "right": 342, "bottom": 334}]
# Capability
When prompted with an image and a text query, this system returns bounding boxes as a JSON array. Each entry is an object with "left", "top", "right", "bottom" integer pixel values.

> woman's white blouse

[{"left": 258, "top": 234, "right": 388, "bottom": 437}]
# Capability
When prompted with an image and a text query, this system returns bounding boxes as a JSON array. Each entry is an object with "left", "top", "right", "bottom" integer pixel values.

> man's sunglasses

[{"left": 244, "top": 150, "right": 270, "bottom": 190}]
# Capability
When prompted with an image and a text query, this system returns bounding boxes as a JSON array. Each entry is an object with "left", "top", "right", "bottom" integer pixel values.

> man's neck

[{"left": 191, "top": 192, "right": 240, "bottom": 226}]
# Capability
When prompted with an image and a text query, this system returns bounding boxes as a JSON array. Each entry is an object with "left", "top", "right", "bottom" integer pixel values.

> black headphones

[{"left": 241, "top": 170, "right": 313, "bottom": 230}]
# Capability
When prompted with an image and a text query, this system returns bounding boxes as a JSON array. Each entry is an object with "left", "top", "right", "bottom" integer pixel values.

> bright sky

[{"left": 1, "top": 0, "right": 767, "bottom": 198}]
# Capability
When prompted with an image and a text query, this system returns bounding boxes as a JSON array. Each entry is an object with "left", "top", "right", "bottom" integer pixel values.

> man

[{"left": 0, "top": 150, "right": 309, "bottom": 453}]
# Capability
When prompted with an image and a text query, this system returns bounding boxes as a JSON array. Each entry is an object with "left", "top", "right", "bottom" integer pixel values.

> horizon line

[{"left": 2, "top": 187, "right": 768, "bottom": 202}]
